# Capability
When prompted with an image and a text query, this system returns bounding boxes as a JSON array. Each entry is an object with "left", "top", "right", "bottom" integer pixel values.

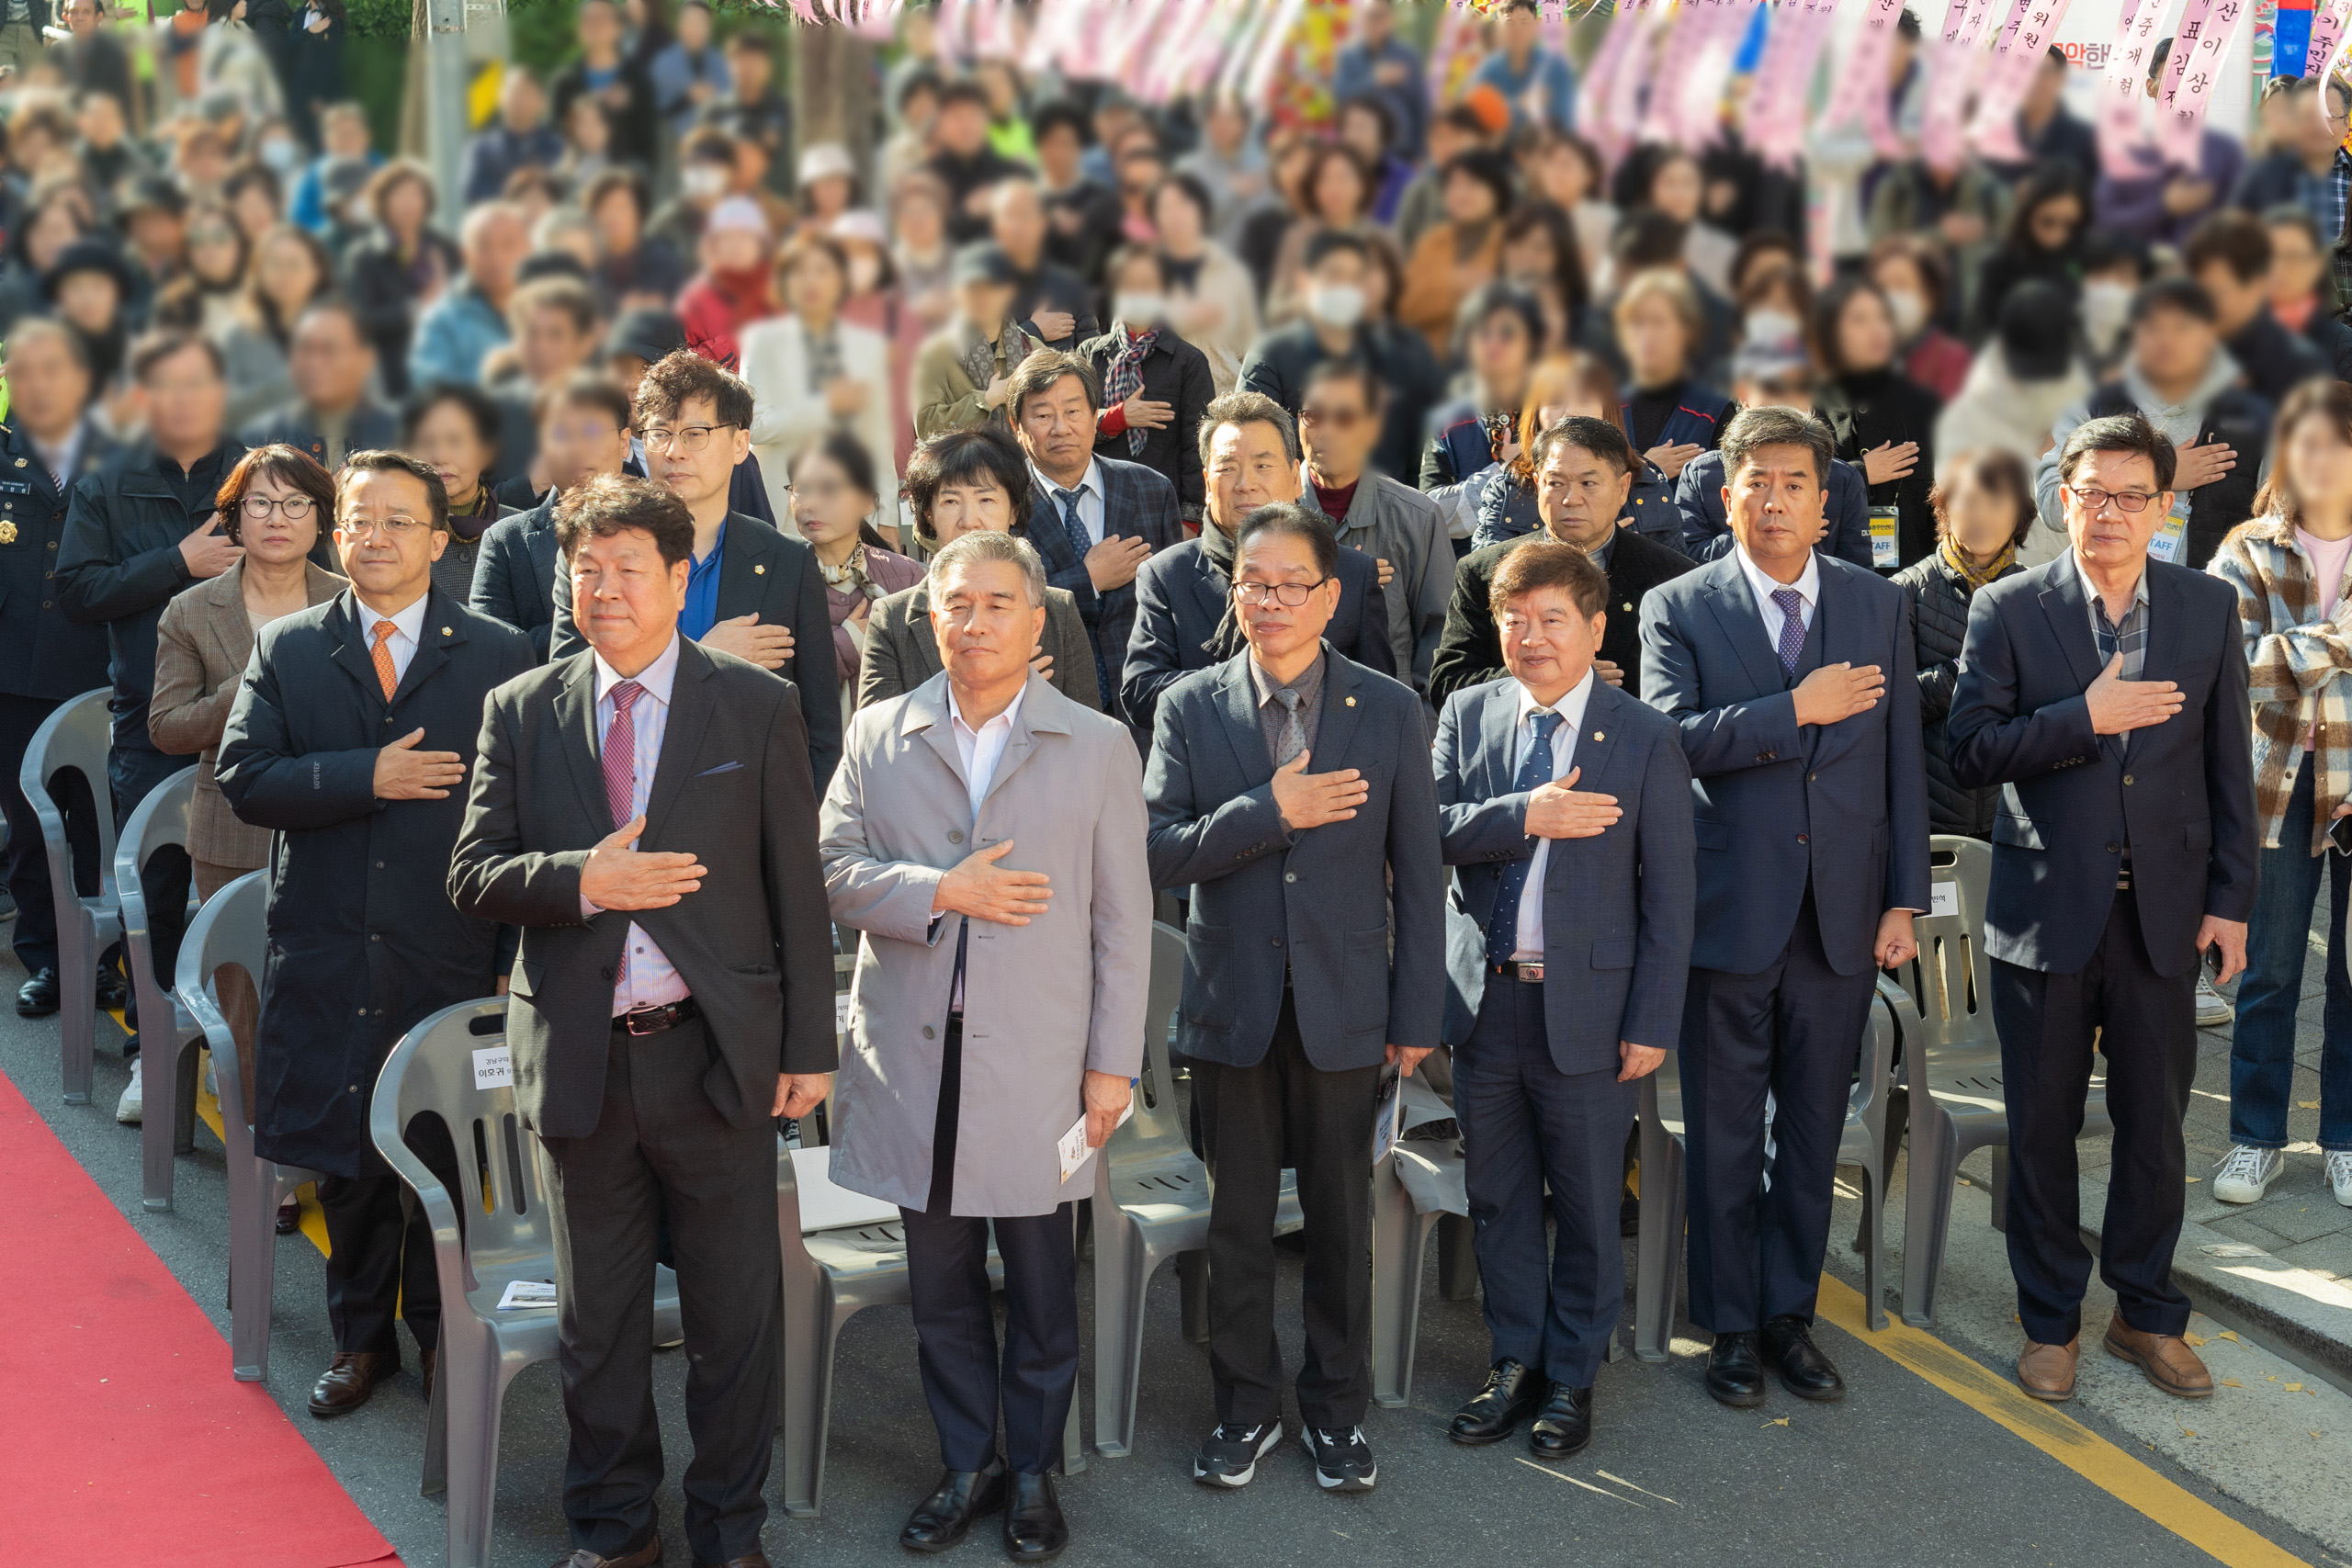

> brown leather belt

[
  {"left": 613, "top": 997, "right": 699, "bottom": 1035},
  {"left": 1490, "top": 961, "right": 1545, "bottom": 984}
]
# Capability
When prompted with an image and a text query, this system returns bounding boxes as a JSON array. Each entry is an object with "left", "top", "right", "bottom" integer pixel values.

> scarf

[
  {"left": 1102, "top": 325, "right": 1159, "bottom": 456},
  {"left": 1199, "top": 521, "right": 1247, "bottom": 660},
  {"left": 1940, "top": 533, "right": 2015, "bottom": 592},
  {"left": 956, "top": 319, "right": 1042, "bottom": 429}
]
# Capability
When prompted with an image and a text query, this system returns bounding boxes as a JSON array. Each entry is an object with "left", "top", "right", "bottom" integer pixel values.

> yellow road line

[
  {"left": 1815, "top": 1275, "right": 2308, "bottom": 1568},
  {"left": 189, "top": 1054, "right": 330, "bottom": 1258}
]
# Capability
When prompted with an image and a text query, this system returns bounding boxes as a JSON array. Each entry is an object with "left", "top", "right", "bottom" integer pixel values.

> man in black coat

[
  {"left": 216, "top": 450, "right": 536, "bottom": 1419},
  {"left": 53, "top": 332, "right": 246, "bottom": 1099},
  {"left": 1080, "top": 251, "right": 1214, "bottom": 525},
  {"left": 930, "top": 81, "right": 1034, "bottom": 244},
  {"left": 1947, "top": 414, "right": 2256, "bottom": 1406},
  {"left": 993, "top": 179, "right": 1099, "bottom": 354},
  {"left": 550, "top": 0, "right": 661, "bottom": 171},
  {"left": 1430, "top": 417, "right": 1693, "bottom": 710},
  {"left": 1123, "top": 392, "right": 1396, "bottom": 737},
  {"left": 550, "top": 350, "right": 841, "bottom": 787},
  {"left": 473, "top": 374, "right": 638, "bottom": 660},
  {"left": 1145, "top": 502, "right": 1444, "bottom": 1493},
  {"left": 238, "top": 300, "right": 400, "bottom": 470},
  {"left": 2184, "top": 212, "right": 2326, "bottom": 404},
  {"left": 0, "top": 321, "right": 115, "bottom": 1019}
]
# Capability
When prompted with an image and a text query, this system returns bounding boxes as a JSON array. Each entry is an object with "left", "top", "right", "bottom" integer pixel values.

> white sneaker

[
  {"left": 2211, "top": 1144, "right": 2282, "bottom": 1204},
  {"left": 2194, "top": 974, "right": 2233, "bottom": 1028},
  {"left": 2327, "top": 1151, "right": 2352, "bottom": 1209},
  {"left": 115, "top": 1056, "right": 143, "bottom": 1124},
  {"left": 202, "top": 1054, "right": 217, "bottom": 1100}
]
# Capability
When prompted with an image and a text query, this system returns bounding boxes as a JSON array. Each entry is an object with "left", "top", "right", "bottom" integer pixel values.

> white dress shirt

[
  {"left": 1735, "top": 543, "right": 1821, "bottom": 649},
  {"left": 1030, "top": 457, "right": 1107, "bottom": 548},
  {"left": 1511, "top": 669, "right": 1595, "bottom": 963},
  {"left": 352, "top": 587, "right": 430, "bottom": 685},
  {"left": 937, "top": 682, "right": 1025, "bottom": 1006},
  {"left": 582, "top": 633, "right": 690, "bottom": 1016}
]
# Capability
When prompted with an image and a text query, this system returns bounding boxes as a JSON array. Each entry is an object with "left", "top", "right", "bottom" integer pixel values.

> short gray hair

[
  {"left": 1720, "top": 404, "right": 1834, "bottom": 489},
  {"left": 1197, "top": 389, "right": 1300, "bottom": 472},
  {"left": 927, "top": 527, "right": 1046, "bottom": 608}
]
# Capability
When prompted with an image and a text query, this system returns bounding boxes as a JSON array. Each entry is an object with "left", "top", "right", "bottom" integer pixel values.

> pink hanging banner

[
  {"left": 1577, "top": 0, "right": 1648, "bottom": 156},
  {"left": 1921, "top": 0, "right": 1999, "bottom": 171},
  {"left": 2311, "top": 0, "right": 2352, "bottom": 85},
  {"left": 1677, "top": 0, "right": 1759, "bottom": 150},
  {"left": 1817, "top": 0, "right": 1909, "bottom": 157},
  {"left": 1971, "top": 0, "right": 2075, "bottom": 162},
  {"left": 1638, "top": 1, "right": 1708, "bottom": 145},
  {"left": 2097, "top": 0, "right": 2162, "bottom": 179},
  {"left": 2159, "top": 0, "right": 2243, "bottom": 168},
  {"left": 1747, "top": 0, "right": 1839, "bottom": 170}
]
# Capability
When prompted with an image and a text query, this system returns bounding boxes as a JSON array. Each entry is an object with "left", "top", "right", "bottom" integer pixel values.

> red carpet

[{"left": 0, "top": 1067, "right": 401, "bottom": 1567}]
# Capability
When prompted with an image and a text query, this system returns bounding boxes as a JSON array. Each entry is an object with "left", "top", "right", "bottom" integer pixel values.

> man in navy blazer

[
  {"left": 1947, "top": 413, "right": 2256, "bottom": 1405},
  {"left": 1146, "top": 502, "right": 1442, "bottom": 1495},
  {"left": 1435, "top": 539, "right": 1693, "bottom": 1461},
  {"left": 1123, "top": 392, "right": 1396, "bottom": 737},
  {"left": 1639, "top": 405, "right": 1929, "bottom": 1409},
  {"left": 1670, "top": 359, "right": 1875, "bottom": 570}
]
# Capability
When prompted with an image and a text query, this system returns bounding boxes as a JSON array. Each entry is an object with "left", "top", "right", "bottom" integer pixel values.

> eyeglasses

[
  {"left": 1298, "top": 405, "right": 1363, "bottom": 429},
  {"left": 2069, "top": 488, "right": 2158, "bottom": 513},
  {"left": 640, "top": 422, "right": 739, "bottom": 453},
  {"left": 241, "top": 493, "right": 314, "bottom": 520},
  {"left": 340, "top": 514, "right": 428, "bottom": 539},
  {"left": 1234, "top": 578, "right": 1330, "bottom": 607}
]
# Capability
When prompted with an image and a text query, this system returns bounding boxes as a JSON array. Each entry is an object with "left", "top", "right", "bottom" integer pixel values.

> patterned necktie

[
  {"left": 1272, "top": 687, "right": 1306, "bottom": 766},
  {"left": 369, "top": 619, "right": 399, "bottom": 701},
  {"left": 1487, "top": 711, "right": 1564, "bottom": 967},
  {"left": 1771, "top": 587, "right": 1806, "bottom": 677},
  {"left": 1054, "top": 486, "right": 1094, "bottom": 582},
  {"left": 603, "top": 680, "right": 644, "bottom": 991}
]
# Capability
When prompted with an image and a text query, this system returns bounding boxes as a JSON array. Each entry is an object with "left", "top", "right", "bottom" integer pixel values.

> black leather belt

[
  {"left": 613, "top": 996, "right": 698, "bottom": 1035},
  {"left": 1490, "top": 960, "right": 1545, "bottom": 983}
]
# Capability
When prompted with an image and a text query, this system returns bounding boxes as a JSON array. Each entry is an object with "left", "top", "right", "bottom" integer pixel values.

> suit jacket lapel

[
  {"left": 553, "top": 653, "right": 612, "bottom": 830},
  {"left": 2138, "top": 565, "right": 2183, "bottom": 691},
  {"left": 1548, "top": 683, "right": 1625, "bottom": 886},
  {"left": 643, "top": 638, "right": 718, "bottom": 840},
  {"left": 1700, "top": 557, "right": 1788, "bottom": 698},
  {"left": 2037, "top": 559, "right": 2109, "bottom": 692},
  {"left": 1310, "top": 648, "right": 1366, "bottom": 772},
  {"left": 901, "top": 673, "right": 969, "bottom": 794},
  {"left": 198, "top": 568, "right": 251, "bottom": 676},
  {"left": 979, "top": 674, "right": 1070, "bottom": 809},
  {"left": 388, "top": 587, "right": 462, "bottom": 705},
  {"left": 324, "top": 593, "right": 390, "bottom": 709},
  {"left": 715, "top": 514, "right": 778, "bottom": 622},
  {"left": 1479, "top": 679, "right": 1520, "bottom": 798},
  {"left": 1215, "top": 655, "right": 1273, "bottom": 782}
]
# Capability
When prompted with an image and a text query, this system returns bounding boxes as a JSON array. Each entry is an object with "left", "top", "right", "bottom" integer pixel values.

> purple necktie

[
  {"left": 603, "top": 680, "right": 643, "bottom": 987},
  {"left": 1772, "top": 587, "right": 1806, "bottom": 677}
]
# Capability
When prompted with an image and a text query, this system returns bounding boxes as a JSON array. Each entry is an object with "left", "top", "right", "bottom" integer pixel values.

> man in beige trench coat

[{"left": 819, "top": 528, "right": 1152, "bottom": 1564}]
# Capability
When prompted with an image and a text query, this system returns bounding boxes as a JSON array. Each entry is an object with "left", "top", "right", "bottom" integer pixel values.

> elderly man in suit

[
  {"left": 448, "top": 473, "right": 836, "bottom": 1568},
  {"left": 470, "top": 375, "right": 638, "bottom": 660},
  {"left": 217, "top": 449, "right": 536, "bottom": 1418},
  {"left": 1147, "top": 502, "right": 1443, "bottom": 1493},
  {"left": 1638, "top": 404, "right": 1929, "bottom": 1409},
  {"left": 1125, "top": 392, "right": 1397, "bottom": 736},
  {"left": 1002, "top": 348, "right": 1184, "bottom": 730},
  {"left": 855, "top": 427, "right": 1101, "bottom": 712},
  {"left": 1434, "top": 539, "right": 1693, "bottom": 1459},
  {"left": 821, "top": 528, "right": 1150, "bottom": 1562},
  {"left": 1430, "top": 416, "right": 1695, "bottom": 711},
  {"left": 551, "top": 349, "right": 841, "bottom": 786},
  {"left": 1948, "top": 413, "right": 2256, "bottom": 1404},
  {"left": 238, "top": 301, "right": 400, "bottom": 471}
]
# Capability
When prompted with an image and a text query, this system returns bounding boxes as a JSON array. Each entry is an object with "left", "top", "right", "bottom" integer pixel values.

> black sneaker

[
  {"left": 1193, "top": 1421, "right": 1281, "bottom": 1488},
  {"left": 1300, "top": 1424, "right": 1376, "bottom": 1492}
]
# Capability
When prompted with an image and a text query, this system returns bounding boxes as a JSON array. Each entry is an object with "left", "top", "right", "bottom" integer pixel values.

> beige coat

[
  {"left": 149, "top": 558, "right": 345, "bottom": 867},
  {"left": 819, "top": 671, "right": 1152, "bottom": 1216}
]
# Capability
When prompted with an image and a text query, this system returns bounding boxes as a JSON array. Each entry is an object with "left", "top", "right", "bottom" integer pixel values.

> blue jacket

[
  {"left": 460, "top": 123, "right": 565, "bottom": 205},
  {"left": 408, "top": 280, "right": 511, "bottom": 389},
  {"left": 1333, "top": 37, "right": 1430, "bottom": 157},
  {"left": 1472, "top": 47, "right": 1577, "bottom": 135},
  {"left": 1673, "top": 448, "right": 1875, "bottom": 570},
  {"left": 1435, "top": 675, "right": 1693, "bottom": 1066},
  {"left": 1638, "top": 550, "right": 1931, "bottom": 976}
]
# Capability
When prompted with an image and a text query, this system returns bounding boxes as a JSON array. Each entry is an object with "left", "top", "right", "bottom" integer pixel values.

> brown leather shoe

[
  {"left": 2016, "top": 1337, "right": 2079, "bottom": 1402},
  {"left": 308, "top": 1351, "right": 396, "bottom": 1417},
  {"left": 2102, "top": 1320, "right": 2214, "bottom": 1399},
  {"left": 548, "top": 1538, "right": 662, "bottom": 1568}
]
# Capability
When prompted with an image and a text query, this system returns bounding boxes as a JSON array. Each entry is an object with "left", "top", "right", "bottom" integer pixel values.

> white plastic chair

[
  {"left": 19, "top": 688, "right": 119, "bottom": 1103},
  {"left": 119, "top": 766, "right": 201, "bottom": 1211},
  {"left": 1368, "top": 1072, "right": 1486, "bottom": 1407}
]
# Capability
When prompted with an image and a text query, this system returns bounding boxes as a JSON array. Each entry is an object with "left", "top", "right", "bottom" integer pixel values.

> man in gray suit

[
  {"left": 448, "top": 474, "right": 837, "bottom": 1568},
  {"left": 1433, "top": 539, "right": 1693, "bottom": 1460},
  {"left": 820, "top": 529, "right": 1151, "bottom": 1562},
  {"left": 1146, "top": 502, "right": 1444, "bottom": 1494}
]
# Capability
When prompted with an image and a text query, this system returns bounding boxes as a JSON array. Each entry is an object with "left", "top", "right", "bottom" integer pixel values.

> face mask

[
  {"left": 2083, "top": 279, "right": 2133, "bottom": 352},
  {"left": 847, "top": 254, "right": 881, "bottom": 294},
  {"left": 1741, "top": 309, "right": 1800, "bottom": 347},
  {"left": 1114, "top": 291, "right": 1167, "bottom": 326},
  {"left": 1306, "top": 282, "right": 1366, "bottom": 330},
  {"left": 1884, "top": 288, "right": 1928, "bottom": 342},
  {"left": 684, "top": 165, "right": 729, "bottom": 201},
  {"left": 259, "top": 138, "right": 299, "bottom": 173}
]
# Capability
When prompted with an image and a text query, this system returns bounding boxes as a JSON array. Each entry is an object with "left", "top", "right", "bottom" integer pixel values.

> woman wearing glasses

[{"left": 148, "top": 445, "right": 344, "bottom": 1232}]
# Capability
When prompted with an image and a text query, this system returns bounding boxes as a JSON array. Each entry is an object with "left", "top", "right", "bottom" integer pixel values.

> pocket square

[{"left": 695, "top": 761, "right": 744, "bottom": 776}]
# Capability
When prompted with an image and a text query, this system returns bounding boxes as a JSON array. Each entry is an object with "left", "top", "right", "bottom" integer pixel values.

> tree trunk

[{"left": 793, "top": 18, "right": 876, "bottom": 191}]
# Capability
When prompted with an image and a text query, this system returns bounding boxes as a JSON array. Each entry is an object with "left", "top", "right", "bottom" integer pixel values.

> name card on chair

[
  {"left": 1929, "top": 883, "right": 1959, "bottom": 920},
  {"left": 473, "top": 1046, "right": 514, "bottom": 1089}
]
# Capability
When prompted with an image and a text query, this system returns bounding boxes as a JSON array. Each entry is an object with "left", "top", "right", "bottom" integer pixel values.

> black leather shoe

[
  {"left": 1761, "top": 1314, "right": 1846, "bottom": 1402},
  {"left": 1526, "top": 1382, "right": 1593, "bottom": 1461},
  {"left": 548, "top": 1537, "right": 662, "bottom": 1568},
  {"left": 1001, "top": 1472, "right": 1068, "bottom": 1564},
  {"left": 1448, "top": 1358, "right": 1543, "bottom": 1444},
  {"left": 95, "top": 963, "right": 128, "bottom": 1011},
  {"left": 1704, "top": 1331, "right": 1767, "bottom": 1408},
  {"left": 16, "top": 966, "right": 60, "bottom": 1017},
  {"left": 899, "top": 1467, "right": 1005, "bottom": 1554}
]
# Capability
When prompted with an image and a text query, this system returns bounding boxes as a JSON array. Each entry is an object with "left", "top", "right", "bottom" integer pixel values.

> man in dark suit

[
  {"left": 1435, "top": 540, "right": 1693, "bottom": 1459},
  {"left": 1638, "top": 405, "right": 1929, "bottom": 1408},
  {"left": 1948, "top": 413, "right": 2256, "bottom": 1405},
  {"left": 0, "top": 321, "right": 116, "bottom": 1019},
  {"left": 449, "top": 473, "right": 836, "bottom": 1568},
  {"left": 1003, "top": 349, "right": 1185, "bottom": 730},
  {"left": 217, "top": 450, "right": 536, "bottom": 1418},
  {"left": 237, "top": 301, "right": 400, "bottom": 471},
  {"left": 54, "top": 330, "right": 247, "bottom": 1113},
  {"left": 473, "top": 375, "right": 638, "bottom": 660},
  {"left": 550, "top": 350, "right": 841, "bottom": 786},
  {"left": 1430, "top": 416, "right": 1694, "bottom": 710},
  {"left": 1146, "top": 502, "right": 1443, "bottom": 1494},
  {"left": 1124, "top": 392, "right": 1396, "bottom": 736},
  {"left": 993, "top": 180, "right": 1101, "bottom": 353}
]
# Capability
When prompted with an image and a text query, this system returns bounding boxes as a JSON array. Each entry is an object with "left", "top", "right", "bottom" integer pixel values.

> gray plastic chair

[
  {"left": 1368, "top": 1072, "right": 1487, "bottom": 1407},
  {"left": 19, "top": 688, "right": 120, "bottom": 1103},
  {"left": 1088, "top": 920, "right": 1305, "bottom": 1459},
  {"left": 1633, "top": 976, "right": 1905, "bottom": 1359},
  {"left": 119, "top": 766, "right": 201, "bottom": 1211},
  {"left": 1895, "top": 835, "right": 2111, "bottom": 1327},
  {"left": 775, "top": 1142, "right": 1084, "bottom": 1517},
  {"left": 176, "top": 870, "right": 319, "bottom": 1382},
  {"left": 372, "top": 999, "right": 683, "bottom": 1568}
]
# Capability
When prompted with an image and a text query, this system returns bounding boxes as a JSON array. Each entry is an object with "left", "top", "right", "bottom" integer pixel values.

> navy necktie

[
  {"left": 1487, "top": 710, "right": 1565, "bottom": 967},
  {"left": 1054, "top": 485, "right": 1094, "bottom": 583}
]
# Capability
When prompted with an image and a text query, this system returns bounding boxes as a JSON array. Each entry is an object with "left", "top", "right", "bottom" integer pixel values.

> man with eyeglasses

[
  {"left": 55, "top": 331, "right": 248, "bottom": 1120},
  {"left": 216, "top": 448, "right": 535, "bottom": 1421},
  {"left": 1948, "top": 412, "right": 2256, "bottom": 1407},
  {"left": 1144, "top": 501, "right": 1442, "bottom": 1495},
  {"left": 552, "top": 349, "right": 841, "bottom": 786}
]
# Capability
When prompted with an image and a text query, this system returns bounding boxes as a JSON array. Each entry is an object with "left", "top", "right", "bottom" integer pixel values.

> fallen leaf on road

[
  {"left": 2187, "top": 1177, "right": 2202, "bottom": 1182},
  {"left": 2184, "top": 1332, "right": 2208, "bottom": 1347},
  {"left": 2300, "top": 1100, "right": 2320, "bottom": 1109},
  {"left": 2286, "top": 1382, "right": 2306, "bottom": 1393},
  {"left": 1763, "top": 1416, "right": 1790, "bottom": 1427},
  {"left": 2218, "top": 1330, "right": 2242, "bottom": 1343},
  {"left": 2218, "top": 1379, "right": 2243, "bottom": 1388}
]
